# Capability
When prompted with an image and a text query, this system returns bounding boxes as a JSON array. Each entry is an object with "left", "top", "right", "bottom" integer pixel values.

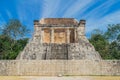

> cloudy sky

[{"left": 0, "top": 0, "right": 120, "bottom": 37}]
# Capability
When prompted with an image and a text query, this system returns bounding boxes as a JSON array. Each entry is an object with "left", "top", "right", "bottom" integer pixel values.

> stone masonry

[
  {"left": 0, "top": 60, "right": 120, "bottom": 76},
  {"left": 17, "top": 18, "right": 101, "bottom": 60},
  {"left": 0, "top": 18, "right": 119, "bottom": 76}
]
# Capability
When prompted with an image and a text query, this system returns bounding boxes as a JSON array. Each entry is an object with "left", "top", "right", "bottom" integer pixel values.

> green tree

[
  {"left": 89, "top": 24, "right": 120, "bottom": 60},
  {"left": 105, "top": 24, "right": 120, "bottom": 42},
  {"left": 109, "top": 41, "right": 120, "bottom": 59},
  {"left": 2, "top": 19, "right": 29, "bottom": 40},
  {"left": 0, "top": 35, "right": 28, "bottom": 59},
  {"left": 0, "top": 19, "right": 29, "bottom": 59},
  {"left": 0, "top": 35, "right": 13, "bottom": 59},
  {"left": 104, "top": 24, "right": 120, "bottom": 59},
  {"left": 89, "top": 29, "right": 110, "bottom": 59}
]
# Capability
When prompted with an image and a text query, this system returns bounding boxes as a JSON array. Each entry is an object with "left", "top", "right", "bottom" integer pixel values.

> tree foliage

[
  {"left": 89, "top": 29, "right": 110, "bottom": 59},
  {"left": 0, "top": 19, "right": 29, "bottom": 59},
  {"left": 0, "top": 35, "right": 28, "bottom": 59},
  {"left": 2, "top": 19, "right": 29, "bottom": 40},
  {"left": 105, "top": 24, "right": 120, "bottom": 41},
  {"left": 89, "top": 24, "right": 120, "bottom": 60}
]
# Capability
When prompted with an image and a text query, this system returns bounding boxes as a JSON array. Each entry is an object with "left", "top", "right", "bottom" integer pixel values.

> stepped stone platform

[
  {"left": 0, "top": 18, "right": 119, "bottom": 77},
  {"left": 0, "top": 60, "right": 120, "bottom": 76},
  {"left": 17, "top": 18, "right": 101, "bottom": 60}
]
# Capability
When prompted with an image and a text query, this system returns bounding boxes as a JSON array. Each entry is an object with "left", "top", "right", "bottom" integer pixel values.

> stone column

[
  {"left": 51, "top": 28, "right": 54, "bottom": 43},
  {"left": 74, "top": 28, "right": 76, "bottom": 42},
  {"left": 67, "top": 28, "right": 70, "bottom": 43}
]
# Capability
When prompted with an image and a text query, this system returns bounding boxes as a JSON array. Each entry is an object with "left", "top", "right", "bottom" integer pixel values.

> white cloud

[
  {"left": 3, "top": 0, "right": 119, "bottom": 38},
  {"left": 0, "top": 14, "right": 5, "bottom": 28},
  {"left": 17, "top": 0, "right": 43, "bottom": 22},
  {"left": 81, "top": 0, "right": 120, "bottom": 37},
  {"left": 84, "top": 0, "right": 117, "bottom": 19},
  {"left": 102, "top": 11, "right": 120, "bottom": 23},
  {"left": 86, "top": 10, "right": 120, "bottom": 34},
  {"left": 41, "top": 0, "right": 61, "bottom": 18},
  {"left": 62, "top": 0, "right": 93, "bottom": 17},
  {"left": 6, "top": 9, "right": 12, "bottom": 19}
]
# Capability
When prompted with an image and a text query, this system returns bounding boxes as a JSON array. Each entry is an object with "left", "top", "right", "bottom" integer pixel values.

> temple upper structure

[
  {"left": 34, "top": 18, "right": 85, "bottom": 44},
  {"left": 17, "top": 18, "right": 101, "bottom": 60}
]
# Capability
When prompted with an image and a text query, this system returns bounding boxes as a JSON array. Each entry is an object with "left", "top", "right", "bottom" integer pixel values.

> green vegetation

[
  {"left": 89, "top": 24, "right": 120, "bottom": 59},
  {"left": 0, "top": 19, "right": 29, "bottom": 59}
]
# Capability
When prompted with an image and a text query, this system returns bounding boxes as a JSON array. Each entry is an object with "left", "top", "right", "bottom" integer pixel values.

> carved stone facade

[{"left": 17, "top": 18, "right": 101, "bottom": 60}]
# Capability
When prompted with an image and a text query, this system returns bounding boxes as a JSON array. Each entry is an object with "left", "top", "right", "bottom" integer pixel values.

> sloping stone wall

[
  {"left": 17, "top": 28, "right": 101, "bottom": 60},
  {"left": 0, "top": 60, "right": 119, "bottom": 76},
  {"left": 17, "top": 42, "right": 101, "bottom": 60}
]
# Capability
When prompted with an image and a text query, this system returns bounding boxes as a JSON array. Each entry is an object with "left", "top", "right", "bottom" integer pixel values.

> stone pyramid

[{"left": 17, "top": 18, "right": 101, "bottom": 60}]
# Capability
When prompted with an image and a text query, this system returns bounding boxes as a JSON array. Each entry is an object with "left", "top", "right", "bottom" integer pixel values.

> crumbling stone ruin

[
  {"left": 0, "top": 18, "right": 120, "bottom": 76},
  {"left": 17, "top": 18, "right": 101, "bottom": 60}
]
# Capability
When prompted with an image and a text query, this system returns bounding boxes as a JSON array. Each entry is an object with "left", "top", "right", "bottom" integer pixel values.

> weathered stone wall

[
  {"left": 17, "top": 42, "right": 101, "bottom": 60},
  {"left": 45, "top": 44, "right": 68, "bottom": 60},
  {"left": 39, "top": 18, "right": 78, "bottom": 25},
  {"left": 17, "top": 25, "right": 101, "bottom": 60},
  {"left": 17, "top": 18, "right": 101, "bottom": 60},
  {"left": 43, "top": 28, "right": 51, "bottom": 43},
  {"left": 0, "top": 60, "right": 119, "bottom": 76},
  {"left": 54, "top": 29, "right": 67, "bottom": 43},
  {"left": 41, "top": 28, "right": 75, "bottom": 43}
]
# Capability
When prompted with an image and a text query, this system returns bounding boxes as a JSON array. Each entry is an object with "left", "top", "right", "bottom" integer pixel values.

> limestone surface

[{"left": 17, "top": 18, "right": 101, "bottom": 60}]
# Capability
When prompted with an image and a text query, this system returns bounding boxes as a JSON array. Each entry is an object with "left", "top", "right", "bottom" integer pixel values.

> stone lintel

[
  {"left": 41, "top": 27, "right": 75, "bottom": 29},
  {"left": 39, "top": 18, "right": 79, "bottom": 25},
  {"left": 37, "top": 24, "right": 78, "bottom": 27}
]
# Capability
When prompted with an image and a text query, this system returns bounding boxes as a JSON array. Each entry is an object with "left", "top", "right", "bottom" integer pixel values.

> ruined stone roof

[{"left": 39, "top": 18, "right": 79, "bottom": 25}]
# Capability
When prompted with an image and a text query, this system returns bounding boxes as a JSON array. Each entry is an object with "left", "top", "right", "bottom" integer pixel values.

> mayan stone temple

[
  {"left": 0, "top": 18, "right": 119, "bottom": 78},
  {"left": 17, "top": 18, "right": 101, "bottom": 60}
]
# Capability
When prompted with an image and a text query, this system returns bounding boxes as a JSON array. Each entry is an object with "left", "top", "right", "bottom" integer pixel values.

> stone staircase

[
  {"left": 45, "top": 44, "right": 68, "bottom": 60},
  {"left": 16, "top": 30, "right": 102, "bottom": 60}
]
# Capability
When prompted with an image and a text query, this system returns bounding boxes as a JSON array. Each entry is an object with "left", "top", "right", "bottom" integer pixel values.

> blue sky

[{"left": 0, "top": 0, "right": 120, "bottom": 38}]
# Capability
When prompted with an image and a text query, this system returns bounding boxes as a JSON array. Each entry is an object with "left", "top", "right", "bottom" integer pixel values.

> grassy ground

[{"left": 0, "top": 76, "right": 120, "bottom": 80}]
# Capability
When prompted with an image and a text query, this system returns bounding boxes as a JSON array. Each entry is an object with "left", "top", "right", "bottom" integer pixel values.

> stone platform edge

[{"left": 0, "top": 60, "right": 119, "bottom": 76}]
